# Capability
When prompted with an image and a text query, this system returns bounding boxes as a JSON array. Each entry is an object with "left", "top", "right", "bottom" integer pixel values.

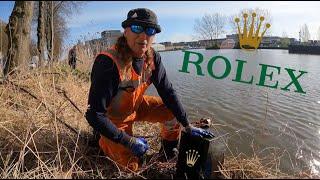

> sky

[{"left": 1, "top": 1, "right": 320, "bottom": 47}]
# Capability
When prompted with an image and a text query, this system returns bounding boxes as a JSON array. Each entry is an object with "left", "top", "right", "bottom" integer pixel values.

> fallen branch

[{"left": 55, "top": 86, "right": 83, "bottom": 114}]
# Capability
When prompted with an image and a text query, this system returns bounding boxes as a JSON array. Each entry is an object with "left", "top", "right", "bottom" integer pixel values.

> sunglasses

[{"left": 130, "top": 24, "right": 157, "bottom": 36}]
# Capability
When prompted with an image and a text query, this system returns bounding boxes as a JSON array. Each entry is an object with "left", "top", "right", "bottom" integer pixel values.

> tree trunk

[
  {"left": 45, "top": 2, "right": 52, "bottom": 63},
  {"left": 37, "top": 1, "right": 45, "bottom": 67},
  {"left": 50, "top": 1, "right": 54, "bottom": 62},
  {"left": 4, "top": 1, "right": 34, "bottom": 76},
  {"left": 1, "top": 21, "right": 8, "bottom": 55},
  {"left": 46, "top": 1, "right": 54, "bottom": 63}
]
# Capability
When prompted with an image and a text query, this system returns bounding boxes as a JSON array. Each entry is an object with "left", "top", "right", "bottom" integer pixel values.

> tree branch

[{"left": 53, "top": 1, "right": 64, "bottom": 15}]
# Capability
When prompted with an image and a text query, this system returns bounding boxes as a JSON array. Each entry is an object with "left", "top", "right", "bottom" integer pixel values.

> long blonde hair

[{"left": 114, "top": 35, "right": 154, "bottom": 68}]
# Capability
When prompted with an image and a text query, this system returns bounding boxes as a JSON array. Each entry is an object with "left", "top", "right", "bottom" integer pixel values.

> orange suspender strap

[{"left": 96, "top": 49, "right": 123, "bottom": 81}]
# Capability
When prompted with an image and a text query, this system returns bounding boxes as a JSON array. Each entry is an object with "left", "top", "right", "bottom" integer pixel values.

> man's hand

[
  {"left": 128, "top": 137, "right": 149, "bottom": 157},
  {"left": 185, "top": 125, "right": 215, "bottom": 138},
  {"left": 120, "top": 133, "right": 149, "bottom": 157}
]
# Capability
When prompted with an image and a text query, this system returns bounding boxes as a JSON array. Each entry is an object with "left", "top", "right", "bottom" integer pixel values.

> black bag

[{"left": 175, "top": 130, "right": 225, "bottom": 179}]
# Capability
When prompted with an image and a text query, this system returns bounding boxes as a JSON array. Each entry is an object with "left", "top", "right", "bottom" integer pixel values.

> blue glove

[
  {"left": 128, "top": 137, "right": 149, "bottom": 157},
  {"left": 185, "top": 125, "right": 215, "bottom": 138}
]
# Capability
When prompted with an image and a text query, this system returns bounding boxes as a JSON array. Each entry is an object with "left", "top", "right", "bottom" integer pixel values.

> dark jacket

[{"left": 85, "top": 51, "right": 189, "bottom": 143}]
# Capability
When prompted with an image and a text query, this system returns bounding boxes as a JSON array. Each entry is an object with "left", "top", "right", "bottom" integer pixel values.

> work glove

[
  {"left": 126, "top": 137, "right": 149, "bottom": 157},
  {"left": 184, "top": 125, "right": 215, "bottom": 138}
]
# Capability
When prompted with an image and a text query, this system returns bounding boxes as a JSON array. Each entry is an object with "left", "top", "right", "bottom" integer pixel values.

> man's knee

[
  {"left": 163, "top": 118, "right": 180, "bottom": 130},
  {"left": 142, "top": 95, "right": 163, "bottom": 107}
]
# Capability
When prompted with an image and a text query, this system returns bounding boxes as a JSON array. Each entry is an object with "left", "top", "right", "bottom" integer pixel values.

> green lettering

[
  {"left": 256, "top": 64, "right": 280, "bottom": 89},
  {"left": 207, "top": 56, "right": 231, "bottom": 79},
  {"left": 179, "top": 50, "right": 205, "bottom": 76},
  {"left": 281, "top": 68, "right": 307, "bottom": 94},
  {"left": 232, "top": 59, "right": 253, "bottom": 84}
]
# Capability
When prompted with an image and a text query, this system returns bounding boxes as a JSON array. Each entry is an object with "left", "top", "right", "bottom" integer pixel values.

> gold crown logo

[
  {"left": 235, "top": 12, "right": 271, "bottom": 50},
  {"left": 186, "top": 149, "right": 200, "bottom": 167}
]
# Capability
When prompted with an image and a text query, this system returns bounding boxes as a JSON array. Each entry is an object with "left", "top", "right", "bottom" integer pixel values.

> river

[{"left": 146, "top": 49, "right": 320, "bottom": 175}]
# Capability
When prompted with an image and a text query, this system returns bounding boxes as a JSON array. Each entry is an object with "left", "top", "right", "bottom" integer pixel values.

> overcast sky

[{"left": 1, "top": 1, "right": 320, "bottom": 46}]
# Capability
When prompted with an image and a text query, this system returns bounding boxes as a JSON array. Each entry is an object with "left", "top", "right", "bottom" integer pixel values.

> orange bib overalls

[{"left": 97, "top": 47, "right": 181, "bottom": 171}]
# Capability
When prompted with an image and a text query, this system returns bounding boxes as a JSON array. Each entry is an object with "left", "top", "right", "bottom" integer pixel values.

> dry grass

[{"left": 0, "top": 61, "right": 318, "bottom": 179}]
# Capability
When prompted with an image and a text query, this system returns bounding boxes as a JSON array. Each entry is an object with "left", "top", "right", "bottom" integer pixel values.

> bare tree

[
  {"left": 49, "top": 1, "right": 85, "bottom": 62},
  {"left": 4, "top": 1, "right": 34, "bottom": 76},
  {"left": 229, "top": 7, "right": 272, "bottom": 36},
  {"left": 0, "top": 20, "right": 8, "bottom": 56},
  {"left": 280, "top": 31, "right": 290, "bottom": 48},
  {"left": 32, "top": 1, "right": 85, "bottom": 65},
  {"left": 0, "top": 20, "right": 8, "bottom": 73},
  {"left": 45, "top": 1, "right": 54, "bottom": 63},
  {"left": 194, "top": 13, "right": 226, "bottom": 41},
  {"left": 300, "top": 24, "right": 310, "bottom": 42},
  {"left": 37, "top": 1, "right": 45, "bottom": 66},
  {"left": 30, "top": 39, "right": 38, "bottom": 57},
  {"left": 282, "top": 31, "right": 288, "bottom": 38}
]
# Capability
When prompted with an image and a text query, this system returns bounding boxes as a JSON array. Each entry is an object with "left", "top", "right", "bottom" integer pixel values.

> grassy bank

[{"left": 0, "top": 62, "right": 317, "bottom": 179}]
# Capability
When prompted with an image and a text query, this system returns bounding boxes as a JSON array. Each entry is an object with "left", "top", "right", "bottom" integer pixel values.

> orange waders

[{"left": 97, "top": 47, "right": 181, "bottom": 171}]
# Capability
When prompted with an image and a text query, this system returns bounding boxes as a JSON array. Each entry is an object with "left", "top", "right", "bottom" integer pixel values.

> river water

[{"left": 146, "top": 49, "right": 320, "bottom": 175}]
